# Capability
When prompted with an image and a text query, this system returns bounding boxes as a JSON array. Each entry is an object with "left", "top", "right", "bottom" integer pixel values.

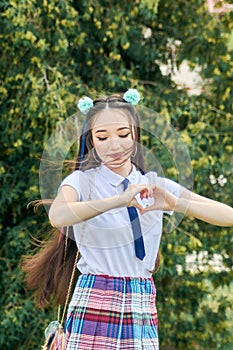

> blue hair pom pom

[
  {"left": 123, "top": 89, "right": 140, "bottom": 105},
  {"left": 77, "top": 97, "right": 94, "bottom": 115}
]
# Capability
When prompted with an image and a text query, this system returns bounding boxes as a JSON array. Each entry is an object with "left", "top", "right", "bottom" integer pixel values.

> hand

[
  {"left": 121, "top": 184, "right": 150, "bottom": 213},
  {"left": 141, "top": 185, "right": 178, "bottom": 214}
]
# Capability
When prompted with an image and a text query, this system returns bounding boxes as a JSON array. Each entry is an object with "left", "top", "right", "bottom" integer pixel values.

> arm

[
  {"left": 49, "top": 184, "right": 149, "bottom": 228},
  {"left": 176, "top": 189, "right": 233, "bottom": 226},
  {"left": 142, "top": 186, "right": 233, "bottom": 227}
]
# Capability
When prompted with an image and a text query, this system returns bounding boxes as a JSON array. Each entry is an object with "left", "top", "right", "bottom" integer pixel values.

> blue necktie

[{"left": 123, "top": 178, "right": 146, "bottom": 260}]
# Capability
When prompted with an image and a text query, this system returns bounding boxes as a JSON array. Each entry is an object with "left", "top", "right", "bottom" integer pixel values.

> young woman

[{"left": 23, "top": 89, "right": 233, "bottom": 350}]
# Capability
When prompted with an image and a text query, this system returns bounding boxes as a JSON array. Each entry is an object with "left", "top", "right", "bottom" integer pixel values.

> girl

[{"left": 23, "top": 89, "right": 233, "bottom": 350}]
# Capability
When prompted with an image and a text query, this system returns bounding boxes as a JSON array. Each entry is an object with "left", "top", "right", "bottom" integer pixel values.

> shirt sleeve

[
  {"left": 58, "top": 170, "right": 82, "bottom": 199},
  {"left": 163, "top": 177, "right": 185, "bottom": 197}
]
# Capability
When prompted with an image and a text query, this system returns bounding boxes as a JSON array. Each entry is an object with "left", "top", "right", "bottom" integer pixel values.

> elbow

[
  {"left": 220, "top": 205, "right": 233, "bottom": 226},
  {"left": 48, "top": 207, "right": 64, "bottom": 229},
  {"left": 228, "top": 212, "right": 233, "bottom": 226},
  {"left": 215, "top": 214, "right": 233, "bottom": 227},
  {"left": 225, "top": 218, "right": 233, "bottom": 227},
  {"left": 221, "top": 209, "right": 233, "bottom": 226},
  {"left": 48, "top": 205, "right": 82, "bottom": 227}
]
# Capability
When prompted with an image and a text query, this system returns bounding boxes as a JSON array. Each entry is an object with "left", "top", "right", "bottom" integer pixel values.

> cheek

[
  {"left": 121, "top": 138, "right": 134, "bottom": 150},
  {"left": 93, "top": 140, "right": 108, "bottom": 154}
]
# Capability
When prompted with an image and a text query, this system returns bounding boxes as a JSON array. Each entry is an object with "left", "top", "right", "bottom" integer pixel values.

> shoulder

[
  {"left": 59, "top": 169, "right": 91, "bottom": 196},
  {"left": 62, "top": 167, "right": 97, "bottom": 183},
  {"left": 60, "top": 166, "right": 100, "bottom": 189},
  {"left": 61, "top": 170, "right": 85, "bottom": 184},
  {"left": 144, "top": 171, "right": 158, "bottom": 182}
]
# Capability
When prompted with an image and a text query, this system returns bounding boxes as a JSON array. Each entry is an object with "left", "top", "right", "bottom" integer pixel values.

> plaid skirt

[{"left": 65, "top": 274, "right": 159, "bottom": 349}]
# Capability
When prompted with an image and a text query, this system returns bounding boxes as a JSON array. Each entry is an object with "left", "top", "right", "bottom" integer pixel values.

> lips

[{"left": 108, "top": 152, "right": 123, "bottom": 160}]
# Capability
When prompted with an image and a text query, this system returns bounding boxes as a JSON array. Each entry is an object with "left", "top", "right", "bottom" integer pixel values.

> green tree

[{"left": 0, "top": 0, "right": 232, "bottom": 349}]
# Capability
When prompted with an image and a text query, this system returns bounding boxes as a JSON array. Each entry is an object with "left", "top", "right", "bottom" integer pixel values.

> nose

[{"left": 108, "top": 137, "right": 121, "bottom": 150}]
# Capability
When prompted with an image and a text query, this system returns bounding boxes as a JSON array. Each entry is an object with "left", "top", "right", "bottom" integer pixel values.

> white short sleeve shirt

[{"left": 60, "top": 164, "right": 183, "bottom": 278}]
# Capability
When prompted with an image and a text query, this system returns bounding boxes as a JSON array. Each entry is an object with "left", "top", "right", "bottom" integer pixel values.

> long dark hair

[{"left": 22, "top": 94, "right": 160, "bottom": 309}]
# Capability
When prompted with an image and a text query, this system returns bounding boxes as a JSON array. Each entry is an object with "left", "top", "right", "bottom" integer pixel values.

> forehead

[{"left": 92, "top": 108, "right": 132, "bottom": 129}]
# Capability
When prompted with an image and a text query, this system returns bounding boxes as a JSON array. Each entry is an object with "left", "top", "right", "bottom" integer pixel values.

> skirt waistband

[{"left": 79, "top": 273, "right": 154, "bottom": 286}]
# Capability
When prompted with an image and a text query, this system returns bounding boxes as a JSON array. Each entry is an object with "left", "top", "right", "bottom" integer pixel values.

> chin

[{"left": 105, "top": 158, "right": 131, "bottom": 169}]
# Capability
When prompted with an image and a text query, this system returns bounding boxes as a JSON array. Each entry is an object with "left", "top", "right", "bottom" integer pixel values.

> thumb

[
  {"left": 141, "top": 205, "right": 154, "bottom": 214},
  {"left": 129, "top": 198, "right": 144, "bottom": 214}
]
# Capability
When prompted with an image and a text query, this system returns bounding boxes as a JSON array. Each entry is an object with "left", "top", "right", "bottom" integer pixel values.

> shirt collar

[{"left": 99, "top": 163, "right": 140, "bottom": 187}]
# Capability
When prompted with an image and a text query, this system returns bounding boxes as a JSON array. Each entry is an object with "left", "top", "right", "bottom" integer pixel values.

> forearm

[
  {"left": 49, "top": 195, "right": 124, "bottom": 228},
  {"left": 175, "top": 198, "right": 233, "bottom": 226}
]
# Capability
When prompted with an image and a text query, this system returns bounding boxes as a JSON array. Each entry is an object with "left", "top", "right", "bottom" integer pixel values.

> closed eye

[
  {"left": 97, "top": 137, "right": 107, "bottom": 141},
  {"left": 119, "top": 133, "right": 130, "bottom": 138},
  {"left": 97, "top": 133, "right": 130, "bottom": 141}
]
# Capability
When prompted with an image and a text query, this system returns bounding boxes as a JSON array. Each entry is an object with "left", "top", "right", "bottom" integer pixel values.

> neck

[{"left": 105, "top": 160, "right": 133, "bottom": 177}]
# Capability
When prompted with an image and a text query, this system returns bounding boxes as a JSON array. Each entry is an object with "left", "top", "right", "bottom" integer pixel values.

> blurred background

[{"left": 0, "top": 0, "right": 232, "bottom": 349}]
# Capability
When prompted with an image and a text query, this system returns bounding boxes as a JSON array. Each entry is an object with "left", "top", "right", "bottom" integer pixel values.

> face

[{"left": 91, "top": 109, "right": 135, "bottom": 174}]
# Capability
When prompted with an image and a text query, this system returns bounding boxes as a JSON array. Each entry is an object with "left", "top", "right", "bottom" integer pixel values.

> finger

[
  {"left": 149, "top": 188, "right": 154, "bottom": 198},
  {"left": 141, "top": 205, "right": 156, "bottom": 214},
  {"left": 140, "top": 188, "right": 149, "bottom": 200},
  {"left": 129, "top": 199, "right": 144, "bottom": 213},
  {"left": 127, "top": 184, "right": 147, "bottom": 194}
]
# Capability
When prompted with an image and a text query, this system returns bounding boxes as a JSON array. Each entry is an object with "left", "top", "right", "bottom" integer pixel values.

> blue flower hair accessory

[
  {"left": 77, "top": 96, "right": 94, "bottom": 115},
  {"left": 123, "top": 89, "right": 140, "bottom": 105}
]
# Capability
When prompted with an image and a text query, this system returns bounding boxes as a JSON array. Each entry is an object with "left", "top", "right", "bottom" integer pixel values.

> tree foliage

[{"left": 0, "top": 0, "right": 232, "bottom": 349}]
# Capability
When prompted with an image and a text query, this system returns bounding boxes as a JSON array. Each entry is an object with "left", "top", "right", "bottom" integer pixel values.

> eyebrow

[{"left": 94, "top": 127, "right": 130, "bottom": 134}]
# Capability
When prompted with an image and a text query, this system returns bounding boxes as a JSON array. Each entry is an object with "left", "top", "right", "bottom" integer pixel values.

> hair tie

[
  {"left": 77, "top": 96, "right": 94, "bottom": 115},
  {"left": 123, "top": 89, "right": 140, "bottom": 105}
]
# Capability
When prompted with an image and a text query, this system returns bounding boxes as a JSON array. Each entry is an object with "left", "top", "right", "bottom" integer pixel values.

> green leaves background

[{"left": 0, "top": 0, "right": 232, "bottom": 348}]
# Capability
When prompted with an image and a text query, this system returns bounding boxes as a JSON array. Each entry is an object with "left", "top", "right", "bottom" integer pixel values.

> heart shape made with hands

[
  {"left": 130, "top": 184, "right": 176, "bottom": 214},
  {"left": 136, "top": 193, "right": 155, "bottom": 210},
  {"left": 128, "top": 192, "right": 155, "bottom": 214}
]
